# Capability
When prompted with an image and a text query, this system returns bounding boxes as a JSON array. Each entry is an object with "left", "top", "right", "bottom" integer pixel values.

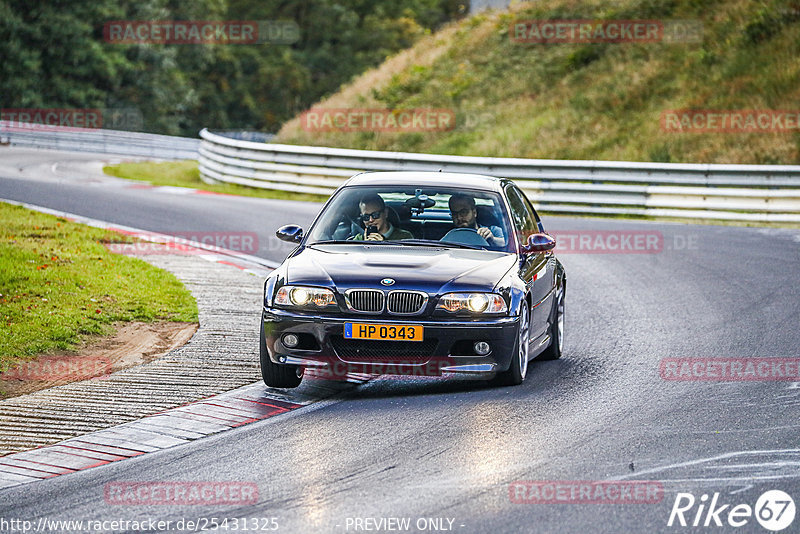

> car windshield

[{"left": 306, "top": 186, "right": 514, "bottom": 252}]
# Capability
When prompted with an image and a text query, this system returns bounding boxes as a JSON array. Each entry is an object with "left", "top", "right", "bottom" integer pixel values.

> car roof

[{"left": 342, "top": 171, "right": 508, "bottom": 193}]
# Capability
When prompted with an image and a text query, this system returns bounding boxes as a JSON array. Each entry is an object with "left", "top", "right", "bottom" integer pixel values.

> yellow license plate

[{"left": 344, "top": 323, "right": 423, "bottom": 341}]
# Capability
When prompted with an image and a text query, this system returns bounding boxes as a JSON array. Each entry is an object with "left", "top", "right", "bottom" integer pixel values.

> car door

[
  {"left": 523, "top": 190, "right": 557, "bottom": 328},
  {"left": 505, "top": 185, "right": 553, "bottom": 340}
]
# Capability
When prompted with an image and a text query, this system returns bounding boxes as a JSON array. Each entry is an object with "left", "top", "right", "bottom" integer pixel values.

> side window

[
  {"left": 505, "top": 185, "right": 537, "bottom": 246},
  {"left": 522, "top": 192, "right": 545, "bottom": 232}
]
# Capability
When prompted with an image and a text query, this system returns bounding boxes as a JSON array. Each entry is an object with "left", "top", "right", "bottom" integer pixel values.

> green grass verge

[
  {"left": 0, "top": 202, "right": 198, "bottom": 371},
  {"left": 103, "top": 160, "right": 329, "bottom": 203}
]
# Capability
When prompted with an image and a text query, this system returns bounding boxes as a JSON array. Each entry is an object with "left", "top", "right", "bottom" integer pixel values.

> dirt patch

[{"left": 0, "top": 321, "right": 197, "bottom": 399}]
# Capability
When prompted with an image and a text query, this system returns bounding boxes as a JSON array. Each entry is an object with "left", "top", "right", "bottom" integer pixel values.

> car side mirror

[
  {"left": 276, "top": 224, "right": 304, "bottom": 243},
  {"left": 522, "top": 233, "right": 556, "bottom": 254}
]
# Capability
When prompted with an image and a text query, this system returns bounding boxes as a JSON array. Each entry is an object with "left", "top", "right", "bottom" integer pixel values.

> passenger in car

[
  {"left": 448, "top": 193, "right": 506, "bottom": 247},
  {"left": 351, "top": 193, "right": 415, "bottom": 241}
]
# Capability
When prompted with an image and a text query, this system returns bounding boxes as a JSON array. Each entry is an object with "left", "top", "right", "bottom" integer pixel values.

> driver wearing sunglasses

[{"left": 351, "top": 193, "right": 414, "bottom": 241}]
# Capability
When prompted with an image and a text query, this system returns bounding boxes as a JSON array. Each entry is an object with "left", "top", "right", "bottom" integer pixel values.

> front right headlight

[
  {"left": 274, "top": 285, "right": 336, "bottom": 308},
  {"left": 436, "top": 292, "right": 507, "bottom": 314}
]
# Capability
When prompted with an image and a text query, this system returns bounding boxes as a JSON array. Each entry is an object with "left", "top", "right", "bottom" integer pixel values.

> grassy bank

[
  {"left": 276, "top": 0, "right": 800, "bottom": 165},
  {"left": 103, "top": 161, "right": 329, "bottom": 203},
  {"left": 0, "top": 202, "right": 198, "bottom": 371}
]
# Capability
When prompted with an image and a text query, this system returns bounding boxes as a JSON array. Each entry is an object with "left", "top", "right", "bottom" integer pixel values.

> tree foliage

[{"left": 0, "top": 0, "right": 465, "bottom": 135}]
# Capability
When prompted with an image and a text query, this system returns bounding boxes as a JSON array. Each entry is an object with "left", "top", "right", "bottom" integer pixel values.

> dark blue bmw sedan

[{"left": 261, "top": 171, "right": 565, "bottom": 387}]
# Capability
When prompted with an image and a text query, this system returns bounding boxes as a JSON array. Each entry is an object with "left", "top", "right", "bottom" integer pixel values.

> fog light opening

[
  {"left": 474, "top": 341, "right": 491, "bottom": 355},
  {"left": 283, "top": 333, "right": 300, "bottom": 348}
]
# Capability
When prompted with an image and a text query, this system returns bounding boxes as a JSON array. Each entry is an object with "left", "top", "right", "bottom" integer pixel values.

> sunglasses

[
  {"left": 450, "top": 208, "right": 474, "bottom": 218},
  {"left": 360, "top": 210, "right": 384, "bottom": 222}
]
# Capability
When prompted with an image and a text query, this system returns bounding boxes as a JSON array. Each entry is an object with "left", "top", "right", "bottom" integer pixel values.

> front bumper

[{"left": 262, "top": 307, "right": 520, "bottom": 378}]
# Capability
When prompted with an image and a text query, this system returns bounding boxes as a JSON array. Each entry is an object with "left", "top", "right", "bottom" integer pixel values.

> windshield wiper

[
  {"left": 308, "top": 240, "right": 354, "bottom": 245},
  {"left": 310, "top": 239, "right": 483, "bottom": 250},
  {"left": 387, "top": 239, "right": 482, "bottom": 250}
]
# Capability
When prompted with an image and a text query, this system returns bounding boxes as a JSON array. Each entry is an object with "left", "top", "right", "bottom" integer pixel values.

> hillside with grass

[{"left": 277, "top": 0, "right": 800, "bottom": 164}]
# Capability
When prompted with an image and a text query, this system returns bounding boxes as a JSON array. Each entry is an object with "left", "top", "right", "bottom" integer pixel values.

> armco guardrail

[
  {"left": 199, "top": 129, "right": 800, "bottom": 222},
  {"left": 2, "top": 123, "right": 199, "bottom": 159}
]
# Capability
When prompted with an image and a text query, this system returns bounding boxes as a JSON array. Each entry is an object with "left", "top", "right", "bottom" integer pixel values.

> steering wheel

[
  {"left": 329, "top": 212, "right": 363, "bottom": 240},
  {"left": 440, "top": 227, "right": 489, "bottom": 247}
]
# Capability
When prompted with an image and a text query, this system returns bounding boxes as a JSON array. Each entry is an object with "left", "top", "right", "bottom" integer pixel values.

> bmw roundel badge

[{"left": 380, "top": 278, "right": 395, "bottom": 286}]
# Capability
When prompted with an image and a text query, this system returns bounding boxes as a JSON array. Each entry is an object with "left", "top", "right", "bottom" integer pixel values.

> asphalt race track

[{"left": 1, "top": 147, "right": 799, "bottom": 533}]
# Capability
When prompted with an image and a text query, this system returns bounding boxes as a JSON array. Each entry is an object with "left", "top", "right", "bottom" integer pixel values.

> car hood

[{"left": 285, "top": 243, "right": 516, "bottom": 294}]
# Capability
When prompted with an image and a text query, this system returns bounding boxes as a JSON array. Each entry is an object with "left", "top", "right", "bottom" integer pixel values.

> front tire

[
  {"left": 493, "top": 300, "right": 530, "bottom": 386},
  {"left": 260, "top": 324, "right": 303, "bottom": 388}
]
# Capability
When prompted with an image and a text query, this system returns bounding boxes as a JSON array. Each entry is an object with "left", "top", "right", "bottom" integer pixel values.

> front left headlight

[
  {"left": 274, "top": 285, "right": 336, "bottom": 308},
  {"left": 436, "top": 292, "right": 507, "bottom": 314}
]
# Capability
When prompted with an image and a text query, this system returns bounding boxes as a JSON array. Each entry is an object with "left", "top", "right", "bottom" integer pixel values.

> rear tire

[
  {"left": 260, "top": 324, "right": 303, "bottom": 388},
  {"left": 538, "top": 283, "right": 564, "bottom": 361},
  {"left": 492, "top": 300, "right": 530, "bottom": 386}
]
